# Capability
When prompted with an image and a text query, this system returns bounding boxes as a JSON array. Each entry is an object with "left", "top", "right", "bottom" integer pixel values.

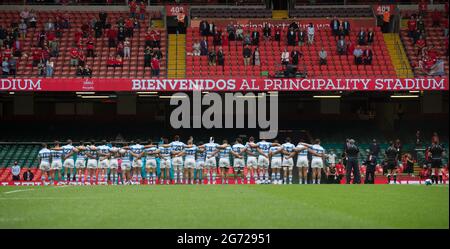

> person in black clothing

[
  {"left": 403, "top": 153, "right": 415, "bottom": 176},
  {"left": 287, "top": 28, "right": 296, "bottom": 46},
  {"left": 369, "top": 139, "right": 380, "bottom": 159},
  {"left": 345, "top": 139, "right": 361, "bottom": 184},
  {"left": 330, "top": 17, "right": 340, "bottom": 38},
  {"left": 326, "top": 164, "right": 339, "bottom": 184},
  {"left": 342, "top": 138, "right": 349, "bottom": 168},
  {"left": 367, "top": 28, "right": 375, "bottom": 45},
  {"left": 363, "top": 150, "right": 377, "bottom": 184},
  {"left": 357, "top": 27, "right": 366, "bottom": 46},
  {"left": 291, "top": 49, "right": 300, "bottom": 65},
  {"left": 216, "top": 47, "right": 225, "bottom": 67},
  {"left": 428, "top": 141, "right": 445, "bottom": 184},
  {"left": 23, "top": 169, "right": 34, "bottom": 181},
  {"left": 385, "top": 141, "right": 399, "bottom": 184},
  {"left": 99, "top": 11, "right": 107, "bottom": 29},
  {"left": 297, "top": 28, "right": 306, "bottom": 46}
]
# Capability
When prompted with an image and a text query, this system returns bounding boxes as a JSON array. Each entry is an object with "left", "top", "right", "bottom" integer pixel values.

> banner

[
  {"left": 373, "top": 4, "right": 396, "bottom": 15},
  {"left": 165, "top": 4, "right": 189, "bottom": 17},
  {"left": 0, "top": 78, "right": 448, "bottom": 92}
]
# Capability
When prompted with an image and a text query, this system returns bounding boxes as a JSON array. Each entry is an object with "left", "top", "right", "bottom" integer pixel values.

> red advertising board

[
  {"left": 0, "top": 78, "right": 448, "bottom": 92},
  {"left": 165, "top": 4, "right": 189, "bottom": 17}
]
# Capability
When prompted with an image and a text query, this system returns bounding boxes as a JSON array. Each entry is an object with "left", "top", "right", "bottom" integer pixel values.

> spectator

[
  {"left": 353, "top": 45, "right": 363, "bottom": 65},
  {"left": 29, "top": 10, "right": 37, "bottom": 29},
  {"left": 208, "top": 22, "right": 216, "bottom": 36},
  {"left": 107, "top": 26, "right": 117, "bottom": 47},
  {"left": 99, "top": 11, "right": 108, "bottom": 29},
  {"left": 337, "top": 37, "right": 346, "bottom": 55},
  {"left": 252, "top": 47, "right": 260, "bottom": 66},
  {"left": 336, "top": 26, "right": 345, "bottom": 41},
  {"left": 18, "top": 19, "right": 27, "bottom": 40},
  {"left": 8, "top": 57, "right": 17, "bottom": 77},
  {"left": 307, "top": 23, "right": 314, "bottom": 45},
  {"left": 0, "top": 26, "right": 6, "bottom": 47},
  {"left": 236, "top": 25, "right": 244, "bottom": 40},
  {"left": 94, "top": 19, "right": 103, "bottom": 38},
  {"left": 217, "top": 47, "right": 224, "bottom": 67},
  {"left": 199, "top": 20, "right": 209, "bottom": 36},
  {"left": 330, "top": 16, "right": 340, "bottom": 37},
  {"left": 200, "top": 36, "right": 208, "bottom": 56},
  {"left": 46, "top": 58, "right": 54, "bottom": 77},
  {"left": 124, "top": 38, "right": 131, "bottom": 59},
  {"left": 342, "top": 20, "right": 350, "bottom": 36},
  {"left": 23, "top": 168, "right": 34, "bottom": 181},
  {"left": 208, "top": 49, "right": 216, "bottom": 66},
  {"left": 115, "top": 55, "right": 123, "bottom": 67},
  {"left": 32, "top": 47, "right": 42, "bottom": 67},
  {"left": 274, "top": 26, "right": 281, "bottom": 45},
  {"left": 415, "top": 35, "right": 426, "bottom": 56},
  {"left": 44, "top": 19, "right": 55, "bottom": 32},
  {"left": 418, "top": 0, "right": 428, "bottom": 17},
  {"left": 144, "top": 46, "right": 152, "bottom": 67},
  {"left": 153, "top": 47, "right": 162, "bottom": 60},
  {"left": 226, "top": 22, "right": 236, "bottom": 41},
  {"left": 76, "top": 64, "right": 92, "bottom": 77},
  {"left": 291, "top": 49, "right": 300, "bottom": 65},
  {"left": 13, "top": 39, "right": 22, "bottom": 57},
  {"left": 12, "top": 161, "right": 21, "bottom": 181},
  {"left": 287, "top": 28, "right": 296, "bottom": 46},
  {"left": 243, "top": 31, "right": 251, "bottom": 46},
  {"left": 367, "top": 28, "right": 374, "bottom": 45},
  {"left": 152, "top": 29, "right": 161, "bottom": 49},
  {"left": 86, "top": 37, "right": 95, "bottom": 58},
  {"left": 289, "top": 21, "right": 299, "bottom": 32},
  {"left": 49, "top": 39, "right": 59, "bottom": 57},
  {"left": 417, "top": 16, "right": 426, "bottom": 35},
  {"left": 319, "top": 47, "right": 327, "bottom": 66},
  {"left": 129, "top": 0, "right": 137, "bottom": 18},
  {"left": 357, "top": 27, "right": 366, "bottom": 45},
  {"left": 263, "top": 23, "right": 271, "bottom": 42},
  {"left": 125, "top": 17, "right": 134, "bottom": 38},
  {"left": 2, "top": 58, "right": 9, "bottom": 78},
  {"left": 251, "top": 28, "right": 260, "bottom": 46},
  {"left": 363, "top": 46, "right": 373, "bottom": 65},
  {"left": 37, "top": 60, "right": 45, "bottom": 76},
  {"left": 70, "top": 47, "right": 79, "bottom": 67},
  {"left": 407, "top": 15, "right": 417, "bottom": 38},
  {"left": 281, "top": 48, "right": 289, "bottom": 66},
  {"left": 213, "top": 29, "right": 222, "bottom": 47},
  {"left": 20, "top": 8, "right": 30, "bottom": 24},
  {"left": 297, "top": 28, "right": 306, "bottom": 46},
  {"left": 151, "top": 56, "right": 160, "bottom": 77},
  {"left": 427, "top": 59, "right": 445, "bottom": 76},
  {"left": 431, "top": 9, "right": 441, "bottom": 27},
  {"left": 176, "top": 10, "right": 186, "bottom": 34},
  {"left": 382, "top": 9, "right": 391, "bottom": 33},
  {"left": 243, "top": 44, "right": 252, "bottom": 66},
  {"left": 118, "top": 27, "right": 126, "bottom": 43},
  {"left": 192, "top": 39, "right": 201, "bottom": 56},
  {"left": 139, "top": 1, "right": 146, "bottom": 20}
]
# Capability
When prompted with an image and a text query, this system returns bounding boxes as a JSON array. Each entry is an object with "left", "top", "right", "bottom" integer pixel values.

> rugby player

[
  {"left": 61, "top": 139, "right": 75, "bottom": 182},
  {"left": 231, "top": 138, "right": 246, "bottom": 184},
  {"left": 214, "top": 140, "right": 232, "bottom": 184},
  {"left": 97, "top": 140, "right": 111, "bottom": 182},
  {"left": 50, "top": 141, "right": 63, "bottom": 183},
  {"left": 181, "top": 137, "right": 197, "bottom": 184},
  {"left": 268, "top": 139, "right": 283, "bottom": 184},
  {"left": 129, "top": 140, "right": 145, "bottom": 184},
  {"left": 169, "top": 135, "right": 186, "bottom": 184},
  {"left": 250, "top": 139, "right": 279, "bottom": 184},
  {"left": 200, "top": 137, "right": 220, "bottom": 184},
  {"left": 245, "top": 137, "right": 258, "bottom": 183},
  {"left": 73, "top": 141, "right": 87, "bottom": 183},
  {"left": 290, "top": 139, "right": 309, "bottom": 184},
  {"left": 158, "top": 138, "right": 172, "bottom": 184},
  {"left": 119, "top": 142, "right": 133, "bottom": 184},
  {"left": 385, "top": 141, "right": 399, "bottom": 184},
  {"left": 281, "top": 137, "right": 295, "bottom": 184},
  {"left": 38, "top": 143, "right": 51, "bottom": 183},
  {"left": 85, "top": 141, "right": 98, "bottom": 184},
  {"left": 428, "top": 141, "right": 445, "bottom": 184},
  {"left": 143, "top": 139, "right": 159, "bottom": 184},
  {"left": 301, "top": 139, "right": 326, "bottom": 184},
  {"left": 195, "top": 142, "right": 206, "bottom": 184},
  {"left": 108, "top": 143, "right": 121, "bottom": 185}
]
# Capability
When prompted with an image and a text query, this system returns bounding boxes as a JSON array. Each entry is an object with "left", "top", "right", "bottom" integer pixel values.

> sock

[
  {"left": 146, "top": 173, "right": 150, "bottom": 180},
  {"left": 246, "top": 173, "right": 250, "bottom": 182},
  {"left": 318, "top": 178, "right": 321, "bottom": 184},
  {"left": 289, "top": 175, "right": 292, "bottom": 183},
  {"left": 179, "top": 174, "right": 183, "bottom": 183},
  {"left": 284, "top": 177, "right": 287, "bottom": 184},
  {"left": 87, "top": 175, "right": 91, "bottom": 182},
  {"left": 387, "top": 174, "right": 391, "bottom": 184},
  {"left": 265, "top": 172, "right": 269, "bottom": 181},
  {"left": 67, "top": 173, "right": 71, "bottom": 181},
  {"left": 439, "top": 175, "right": 443, "bottom": 184},
  {"left": 41, "top": 175, "right": 46, "bottom": 181},
  {"left": 393, "top": 174, "right": 397, "bottom": 183},
  {"left": 76, "top": 174, "right": 80, "bottom": 182},
  {"left": 302, "top": 177, "right": 305, "bottom": 184},
  {"left": 275, "top": 173, "right": 280, "bottom": 180},
  {"left": 212, "top": 173, "right": 216, "bottom": 182}
]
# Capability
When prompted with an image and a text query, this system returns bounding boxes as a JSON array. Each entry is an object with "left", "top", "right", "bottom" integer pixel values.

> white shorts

[
  {"left": 75, "top": 159, "right": 86, "bottom": 168},
  {"left": 121, "top": 161, "right": 132, "bottom": 170},
  {"left": 109, "top": 159, "right": 119, "bottom": 169},
  {"left": 271, "top": 158, "right": 282, "bottom": 168},
  {"left": 258, "top": 155, "right": 269, "bottom": 168},
  {"left": 63, "top": 159, "right": 75, "bottom": 168},
  {"left": 184, "top": 158, "right": 196, "bottom": 169},
  {"left": 51, "top": 160, "right": 62, "bottom": 170},
  {"left": 87, "top": 159, "right": 98, "bottom": 169},
  {"left": 132, "top": 159, "right": 142, "bottom": 168},
  {"left": 172, "top": 156, "right": 183, "bottom": 167},
  {"left": 282, "top": 157, "right": 294, "bottom": 169},
  {"left": 297, "top": 156, "right": 309, "bottom": 168},
  {"left": 160, "top": 158, "right": 171, "bottom": 169},
  {"left": 39, "top": 161, "right": 50, "bottom": 171},
  {"left": 196, "top": 161, "right": 205, "bottom": 169},
  {"left": 205, "top": 157, "right": 217, "bottom": 168},
  {"left": 311, "top": 158, "right": 324, "bottom": 168},
  {"left": 233, "top": 158, "right": 245, "bottom": 168},
  {"left": 145, "top": 158, "right": 157, "bottom": 169},
  {"left": 219, "top": 158, "right": 230, "bottom": 168},
  {"left": 247, "top": 156, "right": 257, "bottom": 168},
  {"left": 99, "top": 159, "right": 109, "bottom": 169}
]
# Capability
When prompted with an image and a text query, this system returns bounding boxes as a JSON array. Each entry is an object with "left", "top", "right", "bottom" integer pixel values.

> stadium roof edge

[{"left": 0, "top": 5, "right": 163, "bottom": 12}]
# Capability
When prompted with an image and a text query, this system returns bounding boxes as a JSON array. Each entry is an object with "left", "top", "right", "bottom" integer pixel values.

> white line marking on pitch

[{"left": 2, "top": 189, "right": 35, "bottom": 194}]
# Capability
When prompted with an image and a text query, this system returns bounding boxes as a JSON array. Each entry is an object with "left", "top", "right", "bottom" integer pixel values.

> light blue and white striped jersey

[
  {"left": 170, "top": 141, "right": 186, "bottom": 155},
  {"left": 97, "top": 145, "right": 111, "bottom": 158},
  {"left": 109, "top": 147, "right": 120, "bottom": 158},
  {"left": 184, "top": 145, "right": 198, "bottom": 159},
  {"left": 311, "top": 144, "right": 325, "bottom": 159},
  {"left": 196, "top": 149, "right": 206, "bottom": 162},
  {"left": 120, "top": 149, "right": 132, "bottom": 163},
  {"left": 257, "top": 141, "right": 271, "bottom": 155},
  {"left": 296, "top": 144, "right": 308, "bottom": 157},
  {"left": 144, "top": 146, "right": 158, "bottom": 159},
  {"left": 204, "top": 142, "right": 219, "bottom": 157},
  {"left": 219, "top": 146, "right": 232, "bottom": 159},
  {"left": 159, "top": 146, "right": 172, "bottom": 159},
  {"left": 270, "top": 146, "right": 282, "bottom": 158},
  {"left": 282, "top": 142, "right": 295, "bottom": 159},
  {"left": 76, "top": 147, "right": 87, "bottom": 160},
  {"left": 231, "top": 143, "right": 246, "bottom": 158},
  {"left": 86, "top": 146, "right": 98, "bottom": 159},
  {"left": 245, "top": 142, "right": 258, "bottom": 157},
  {"left": 38, "top": 148, "right": 51, "bottom": 163},
  {"left": 61, "top": 144, "right": 74, "bottom": 158},
  {"left": 50, "top": 149, "right": 63, "bottom": 162},
  {"left": 130, "top": 144, "right": 144, "bottom": 158}
]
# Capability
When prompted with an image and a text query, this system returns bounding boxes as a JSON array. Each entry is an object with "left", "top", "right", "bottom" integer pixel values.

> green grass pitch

[{"left": 0, "top": 185, "right": 448, "bottom": 229}]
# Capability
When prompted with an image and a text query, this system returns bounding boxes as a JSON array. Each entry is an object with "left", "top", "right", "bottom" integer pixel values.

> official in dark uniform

[
  {"left": 385, "top": 141, "right": 399, "bottom": 184},
  {"left": 428, "top": 142, "right": 445, "bottom": 184},
  {"left": 363, "top": 150, "right": 377, "bottom": 184},
  {"left": 345, "top": 139, "right": 361, "bottom": 184}
]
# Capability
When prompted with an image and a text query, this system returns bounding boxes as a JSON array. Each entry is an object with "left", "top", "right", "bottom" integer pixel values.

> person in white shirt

[
  {"left": 231, "top": 138, "right": 246, "bottom": 184},
  {"left": 11, "top": 161, "right": 21, "bottom": 181},
  {"left": 249, "top": 139, "right": 280, "bottom": 184},
  {"left": 123, "top": 37, "right": 131, "bottom": 59},
  {"left": 50, "top": 141, "right": 64, "bottom": 182},
  {"left": 129, "top": 140, "right": 145, "bottom": 183},
  {"left": 281, "top": 137, "right": 296, "bottom": 184},
  {"left": 61, "top": 139, "right": 75, "bottom": 182},
  {"left": 158, "top": 138, "right": 172, "bottom": 184},
  {"left": 307, "top": 23, "right": 315, "bottom": 44},
  {"left": 192, "top": 39, "right": 201, "bottom": 56},
  {"left": 301, "top": 139, "right": 327, "bottom": 184},
  {"left": 211, "top": 140, "right": 232, "bottom": 184},
  {"left": 199, "top": 137, "right": 220, "bottom": 184},
  {"left": 143, "top": 139, "right": 159, "bottom": 184},
  {"left": 97, "top": 140, "right": 111, "bottom": 182},
  {"left": 108, "top": 143, "right": 121, "bottom": 185},
  {"left": 268, "top": 140, "right": 283, "bottom": 184},
  {"left": 169, "top": 135, "right": 186, "bottom": 184},
  {"left": 289, "top": 139, "right": 310, "bottom": 184},
  {"left": 38, "top": 143, "right": 52, "bottom": 182},
  {"left": 179, "top": 138, "right": 198, "bottom": 184},
  {"left": 245, "top": 136, "right": 258, "bottom": 183},
  {"left": 281, "top": 48, "right": 289, "bottom": 66}
]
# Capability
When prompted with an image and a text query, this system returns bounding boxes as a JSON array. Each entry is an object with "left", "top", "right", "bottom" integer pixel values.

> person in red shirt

[
  {"left": 70, "top": 47, "right": 79, "bottom": 66},
  {"left": 77, "top": 51, "right": 86, "bottom": 67},
  {"left": 407, "top": 15, "right": 417, "bottom": 38},
  {"left": 86, "top": 37, "right": 95, "bottom": 57},
  {"left": 107, "top": 27, "right": 117, "bottom": 48},
  {"left": 125, "top": 18, "right": 134, "bottom": 38},
  {"left": 129, "top": 0, "right": 137, "bottom": 19},
  {"left": 139, "top": 1, "right": 146, "bottom": 20},
  {"left": 116, "top": 42, "right": 124, "bottom": 57},
  {"left": 107, "top": 54, "right": 116, "bottom": 67},
  {"left": 431, "top": 9, "right": 442, "bottom": 27},
  {"left": 151, "top": 29, "right": 161, "bottom": 49},
  {"left": 415, "top": 36, "right": 426, "bottom": 56},
  {"left": 115, "top": 55, "right": 123, "bottom": 67},
  {"left": 74, "top": 29, "right": 82, "bottom": 47},
  {"left": 2, "top": 45, "right": 13, "bottom": 60},
  {"left": 32, "top": 47, "right": 42, "bottom": 66},
  {"left": 151, "top": 56, "right": 160, "bottom": 77},
  {"left": 335, "top": 159, "right": 345, "bottom": 184},
  {"left": 145, "top": 28, "right": 153, "bottom": 47}
]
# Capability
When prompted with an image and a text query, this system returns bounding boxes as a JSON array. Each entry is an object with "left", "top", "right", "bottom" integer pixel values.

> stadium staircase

[
  {"left": 383, "top": 33, "right": 414, "bottom": 78},
  {"left": 167, "top": 34, "right": 186, "bottom": 78},
  {"left": 272, "top": 10, "right": 289, "bottom": 19}
]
